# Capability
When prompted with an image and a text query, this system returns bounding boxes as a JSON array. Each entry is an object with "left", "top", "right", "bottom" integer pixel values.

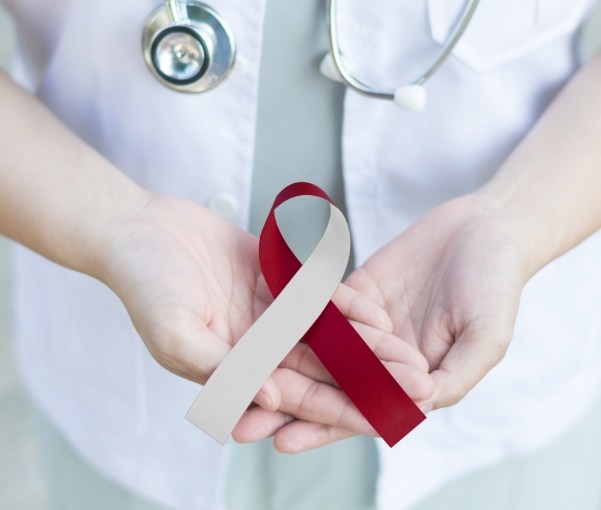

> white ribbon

[{"left": 186, "top": 204, "right": 350, "bottom": 443}]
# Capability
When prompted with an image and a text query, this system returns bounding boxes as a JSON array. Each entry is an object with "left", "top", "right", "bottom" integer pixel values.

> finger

[
  {"left": 256, "top": 275, "right": 391, "bottom": 331},
  {"left": 351, "top": 321, "right": 430, "bottom": 371},
  {"left": 252, "top": 273, "right": 274, "bottom": 318},
  {"left": 281, "top": 341, "right": 433, "bottom": 397},
  {"left": 280, "top": 321, "right": 430, "bottom": 388},
  {"left": 271, "top": 366, "right": 432, "bottom": 432},
  {"left": 427, "top": 321, "right": 511, "bottom": 409},
  {"left": 146, "top": 324, "right": 282, "bottom": 412},
  {"left": 331, "top": 283, "right": 393, "bottom": 333},
  {"left": 253, "top": 376, "right": 281, "bottom": 412},
  {"left": 280, "top": 343, "right": 335, "bottom": 385},
  {"left": 344, "top": 266, "right": 387, "bottom": 307},
  {"left": 273, "top": 395, "right": 436, "bottom": 453},
  {"left": 232, "top": 407, "right": 295, "bottom": 443},
  {"left": 146, "top": 324, "right": 231, "bottom": 385},
  {"left": 238, "top": 374, "right": 433, "bottom": 448},
  {"left": 274, "top": 421, "right": 360, "bottom": 453},
  {"left": 385, "top": 362, "right": 436, "bottom": 402},
  {"left": 272, "top": 367, "right": 376, "bottom": 435}
]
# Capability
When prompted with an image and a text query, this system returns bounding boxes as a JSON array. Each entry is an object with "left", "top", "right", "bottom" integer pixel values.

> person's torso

[{"left": 7, "top": 1, "right": 601, "bottom": 509}]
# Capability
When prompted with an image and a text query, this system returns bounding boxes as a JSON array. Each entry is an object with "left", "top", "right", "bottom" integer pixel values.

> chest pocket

[{"left": 427, "top": 0, "right": 594, "bottom": 73}]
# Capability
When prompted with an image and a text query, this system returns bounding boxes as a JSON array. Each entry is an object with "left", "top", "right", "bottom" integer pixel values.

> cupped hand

[
  {"left": 100, "top": 193, "right": 432, "bottom": 440},
  {"left": 232, "top": 316, "right": 434, "bottom": 451},
  {"left": 344, "top": 194, "right": 529, "bottom": 411},
  {"left": 103, "top": 194, "right": 273, "bottom": 397},
  {"left": 258, "top": 194, "right": 529, "bottom": 452}
]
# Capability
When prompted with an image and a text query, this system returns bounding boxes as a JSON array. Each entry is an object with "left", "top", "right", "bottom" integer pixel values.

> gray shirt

[
  {"left": 227, "top": 2, "right": 377, "bottom": 509},
  {"left": 248, "top": 0, "right": 347, "bottom": 263}
]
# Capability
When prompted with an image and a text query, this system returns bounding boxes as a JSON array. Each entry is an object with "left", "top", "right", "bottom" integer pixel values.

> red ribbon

[{"left": 259, "top": 182, "right": 425, "bottom": 447}]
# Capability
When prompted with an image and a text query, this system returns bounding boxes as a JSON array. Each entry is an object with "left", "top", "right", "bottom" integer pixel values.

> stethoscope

[{"left": 142, "top": 0, "right": 480, "bottom": 111}]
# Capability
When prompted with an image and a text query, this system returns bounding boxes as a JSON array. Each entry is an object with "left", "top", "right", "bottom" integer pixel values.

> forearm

[
  {"left": 479, "top": 52, "right": 601, "bottom": 277},
  {"left": 0, "top": 71, "right": 148, "bottom": 277}
]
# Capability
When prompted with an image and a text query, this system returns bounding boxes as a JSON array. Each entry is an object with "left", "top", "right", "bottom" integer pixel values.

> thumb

[
  {"left": 143, "top": 323, "right": 281, "bottom": 412},
  {"left": 427, "top": 319, "right": 513, "bottom": 409}
]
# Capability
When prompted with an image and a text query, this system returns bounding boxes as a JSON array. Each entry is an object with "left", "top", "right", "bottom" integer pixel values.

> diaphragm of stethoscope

[{"left": 142, "top": 1, "right": 236, "bottom": 93}]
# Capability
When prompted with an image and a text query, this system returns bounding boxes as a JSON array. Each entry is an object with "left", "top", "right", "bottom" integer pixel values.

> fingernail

[
  {"left": 419, "top": 403, "right": 433, "bottom": 414},
  {"left": 255, "top": 389, "right": 273, "bottom": 410}
]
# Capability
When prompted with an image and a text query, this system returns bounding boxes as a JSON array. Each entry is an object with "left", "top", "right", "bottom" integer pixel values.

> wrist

[
  {"left": 473, "top": 173, "right": 565, "bottom": 279},
  {"left": 80, "top": 178, "right": 154, "bottom": 285}
]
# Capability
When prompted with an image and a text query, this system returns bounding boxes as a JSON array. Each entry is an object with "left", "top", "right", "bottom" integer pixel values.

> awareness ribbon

[{"left": 186, "top": 182, "right": 425, "bottom": 447}]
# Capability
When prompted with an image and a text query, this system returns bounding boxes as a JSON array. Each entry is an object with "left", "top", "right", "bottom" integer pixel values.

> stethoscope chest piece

[{"left": 142, "top": 1, "right": 236, "bottom": 93}]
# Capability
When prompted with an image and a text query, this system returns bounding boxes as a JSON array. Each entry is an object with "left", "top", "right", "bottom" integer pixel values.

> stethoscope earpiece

[
  {"left": 319, "top": 53, "right": 427, "bottom": 112},
  {"left": 393, "top": 85, "right": 427, "bottom": 112},
  {"left": 319, "top": 53, "right": 343, "bottom": 83},
  {"left": 325, "top": 0, "right": 480, "bottom": 111},
  {"left": 142, "top": 0, "right": 235, "bottom": 93}
]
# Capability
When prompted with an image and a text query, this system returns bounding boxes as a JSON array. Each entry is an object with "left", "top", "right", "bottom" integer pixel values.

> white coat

[{"left": 5, "top": 0, "right": 601, "bottom": 508}]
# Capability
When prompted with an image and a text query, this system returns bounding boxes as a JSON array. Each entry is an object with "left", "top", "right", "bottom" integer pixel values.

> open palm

[{"left": 345, "top": 195, "right": 528, "bottom": 410}]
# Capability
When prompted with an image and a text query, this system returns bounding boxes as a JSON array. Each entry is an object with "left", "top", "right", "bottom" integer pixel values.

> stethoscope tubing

[
  {"left": 145, "top": 0, "right": 480, "bottom": 105},
  {"left": 326, "top": 0, "right": 481, "bottom": 100}
]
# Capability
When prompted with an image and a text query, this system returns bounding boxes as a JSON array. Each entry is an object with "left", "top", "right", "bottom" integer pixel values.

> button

[{"left": 208, "top": 192, "right": 238, "bottom": 218}]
